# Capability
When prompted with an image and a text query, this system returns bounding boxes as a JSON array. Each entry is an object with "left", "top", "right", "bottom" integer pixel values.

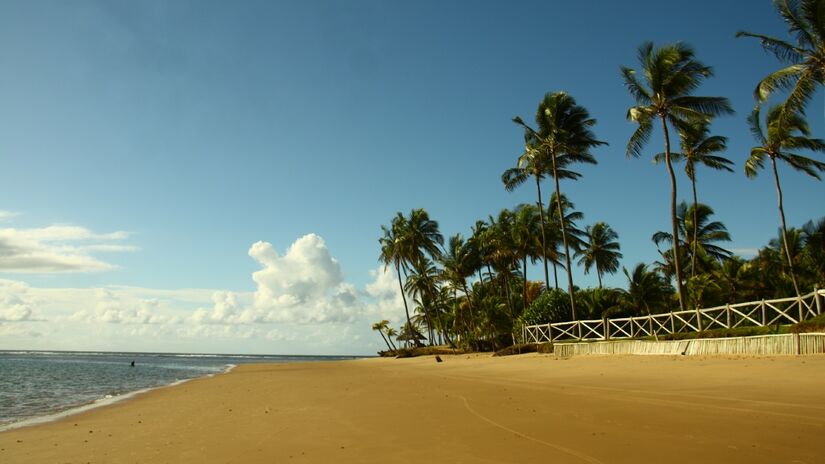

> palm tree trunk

[
  {"left": 771, "top": 157, "right": 801, "bottom": 295},
  {"left": 386, "top": 330, "right": 397, "bottom": 351},
  {"left": 461, "top": 281, "right": 477, "bottom": 347},
  {"left": 535, "top": 176, "right": 551, "bottom": 289},
  {"left": 378, "top": 331, "right": 393, "bottom": 352},
  {"left": 522, "top": 257, "right": 528, "bottom": 310},
  {"left": 553, "top": 263, "right": 559, "bottom": 290},
  {"left": 691, "top": 174, "right": 699, "bottom": 279},
  {"left": 597, "top": 270, "right": 603, "bottom": 289},
  {"left": 550, "top": 150, "right": 578, "bottom": 322},
  {"left": 396, "top": 263, "right": 415, "bottom": 344},
  {"left": 661, "top": 116, "right": 688, "bottom": 314}
]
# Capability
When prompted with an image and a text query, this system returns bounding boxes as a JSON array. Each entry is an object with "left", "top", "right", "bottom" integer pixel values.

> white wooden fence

[
  {"left": 522, "top": 288, "right": 825, "bottom": 344},
  {"left": 552, "top": 333, "right": 825, "bottom": 357}
]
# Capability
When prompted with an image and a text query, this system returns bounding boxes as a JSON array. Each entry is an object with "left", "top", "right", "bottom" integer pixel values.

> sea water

[{"left": 0, "top": 350, "right": 361, "bottom": 430}]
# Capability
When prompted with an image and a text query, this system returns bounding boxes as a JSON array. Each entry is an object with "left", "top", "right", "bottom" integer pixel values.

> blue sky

[{"left": 0, "top": 0, "right": 822, "bottom": 354}]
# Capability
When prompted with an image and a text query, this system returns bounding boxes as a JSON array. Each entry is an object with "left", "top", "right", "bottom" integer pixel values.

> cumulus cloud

[
  {"left": 69, "top": 289, "right": 177, "bottom": 325},
  {"left": 0, "top": 225, "right": 135, "bottom": 273},
  {"left": 363, "top": 266, "right": 408, "bottom": 322},
  {"left": 246, "top": 235, "right": 359, "bottom": 324},
  {"left": 0, "top": 279, "right": 37, "bottom": 322}
]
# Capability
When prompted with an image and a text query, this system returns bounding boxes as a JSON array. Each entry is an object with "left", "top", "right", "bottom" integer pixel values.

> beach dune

[{"left": 2, "top": 354, "right": 824, "bottom": 463}]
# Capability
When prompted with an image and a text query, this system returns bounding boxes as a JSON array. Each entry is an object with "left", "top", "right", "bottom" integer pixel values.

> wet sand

[{"left": 2, "top": 354, "right": 824, "bottom": 463}]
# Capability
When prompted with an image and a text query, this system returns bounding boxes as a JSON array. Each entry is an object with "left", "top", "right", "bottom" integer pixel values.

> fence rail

[{"left": 522, "top": 288, "right": 825, "bottom": 344}]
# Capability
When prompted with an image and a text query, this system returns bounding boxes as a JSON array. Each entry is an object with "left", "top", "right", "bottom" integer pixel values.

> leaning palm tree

[
  {"left": 577, "top": 222, "right": 623, "bottom": 288},
  {"left": 746, "top": 104, "right": 825, "bottom": 295},
  {"left": 371, "top": 320, "right": 396, "bottom": 352},
  {"left": 622, "top": 41, "right": 734, "bottom": 312},
  {"left": 736, "top": 0, "right": 825, "bottom": 116},
  {"left": 379, "top": 213, "right": 415, "bottom": 342},
  {"left": 513, "top": 91, "right": 606, "bottom": 320},
  {"left": 654, "top": 119, "right": 732, "bottom": 277}
]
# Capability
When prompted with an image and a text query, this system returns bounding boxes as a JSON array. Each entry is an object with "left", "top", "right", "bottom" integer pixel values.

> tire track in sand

[{"left": 459, "top": 395, "right": 605, "bottom": 464}]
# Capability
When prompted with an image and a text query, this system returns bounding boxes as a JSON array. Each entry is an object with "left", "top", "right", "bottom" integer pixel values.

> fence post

[
  {"left": 547, "top": 323, "right": 553, "bottom": 343},
  {"left": 726, "top": 304, "right": 731, "bottom": 329},
  {"left": 816, "top": 287, "right": 822, "bottom": 315},
  {"left": 761, "top": 299, "right": 766, "bottom": 326},
  {"left": 670, "top": 311, "right": 675, "bottom": 334},
  {"left": 604, "top": 317, "right": 610, "bottom": 340},
  {"left": 649, "top": 316, "right": 654, "bottom": 337},
  {"left": 696, "top": 306, "right": 703, "bottom": 332},
  {"left": 799, "top": 294, "right": 804, "bottom": 323}
]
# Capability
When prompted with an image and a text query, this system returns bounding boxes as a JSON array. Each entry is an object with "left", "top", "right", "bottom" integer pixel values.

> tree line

[{"left": 373, "top": 0, "right": 825, "bottom": 352}]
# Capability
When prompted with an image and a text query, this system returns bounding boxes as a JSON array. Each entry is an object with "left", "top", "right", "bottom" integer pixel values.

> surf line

[{"left": 459, "top": 395, "right": 604, "bottom": 464}]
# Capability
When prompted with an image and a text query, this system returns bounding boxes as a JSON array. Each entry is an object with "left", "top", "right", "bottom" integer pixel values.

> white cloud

[
  {"left": 0, "top": 224, "right": 135, "bottom": 273},
  {"left": 364, "top": 265, "right": 408, "bottom": 323},
  {"left": 68, "top": 289, "right": 179, "bottom": 325},
  {"left": 246, "top": 235, "right": 359, "bottom": 324},
  {"left": 0, "top": 279, "right": 37, "bottom": 322}
]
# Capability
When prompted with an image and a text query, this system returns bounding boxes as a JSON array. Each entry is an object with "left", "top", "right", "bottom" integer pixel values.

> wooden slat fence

[
  {"left": 522, "top": 288, "right": 825, "bottom": 344},
  {"left": 552, "top": 333, "right": 825, "bottom": 357}
]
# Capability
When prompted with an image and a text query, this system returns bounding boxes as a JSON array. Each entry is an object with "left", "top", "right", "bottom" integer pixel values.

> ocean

[{"left": 0, "top": 350, "right": 362, "bottom": 431}]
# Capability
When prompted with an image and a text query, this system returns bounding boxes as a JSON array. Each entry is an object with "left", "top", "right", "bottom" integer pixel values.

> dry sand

[{"left": 2, "top": 353, "right": 824, "bottom": 463}]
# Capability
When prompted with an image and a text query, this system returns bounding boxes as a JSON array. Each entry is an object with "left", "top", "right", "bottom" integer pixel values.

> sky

[{"left": 0, "top": 0, "right": 823, "bottom": 355}]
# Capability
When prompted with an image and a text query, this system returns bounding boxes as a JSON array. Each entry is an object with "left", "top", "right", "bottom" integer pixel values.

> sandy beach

[{"left": 2, "top": 354, "right": 824, "bottom": 463}]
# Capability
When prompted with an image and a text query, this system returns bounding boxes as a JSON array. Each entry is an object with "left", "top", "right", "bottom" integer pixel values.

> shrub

[{"left": 518, "top": 289, "right": 572, "bottom": 326}]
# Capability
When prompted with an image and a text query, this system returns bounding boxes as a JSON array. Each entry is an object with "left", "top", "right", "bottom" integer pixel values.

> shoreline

[
  {"left": 2, "top": 354, "right": 824, "bottom": 463},
  {"left": 0, "top": 363, "right": 237, "bottom": 433}
]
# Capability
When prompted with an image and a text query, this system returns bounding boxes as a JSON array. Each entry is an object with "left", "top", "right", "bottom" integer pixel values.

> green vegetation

[{"left": 371, "top": 1, "right": 825, "bottom": 355}]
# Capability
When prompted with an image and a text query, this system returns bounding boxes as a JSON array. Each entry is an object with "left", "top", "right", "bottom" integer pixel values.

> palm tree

[
  {"left": 801, "top": 217, "right": 825, "bottom": 285},
  {"left": 746, "top": 105, "right": 825, "bottom": 295},
  {"left": 622, "top": 263, "right": 672, "bottom": 316},
  {"left": 405, "top": 208, "right": 444, "bottom": 269},
  {"left": 379, "top": 213, "right": 415, "bottom": 344},
  {"left": 577, "top": 222, "right": 622, "bottom": 288},
  {"left": 736, "top": 0, "right": 825, "bottom": 116},
  {"left": 514, "top": 92, "right": 606, "bottom": 321},
  {"left": 622, "top": 41, "right": 734, "bottom": 312},
  {"left": 654, "top": 119, "right": 732, "bottom": 277},
  {"left": 503, "top": 130, "right": 581, "bottom": 290},
  {"left": 511, "top": 204, "right": 542, "bottom": 309},
  {"left": 652, "top": 202, "right": 732, "bottom": 276},
  {"left": 405, "top": 258, "right": 442, "bottom": 345},
  {"left": 371, "top": 320, "right": 396, "bottom": 352}
]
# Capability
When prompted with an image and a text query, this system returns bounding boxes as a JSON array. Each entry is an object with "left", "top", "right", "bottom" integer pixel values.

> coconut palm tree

[
  {"left": 371, "top": 319, "right": 396, "bottom": 352},
  {"left": 736, "top": 0, "right": 825, "bottom": 116},
  {"left": 801, "top": 217, "right": 825, "bottom": 284},
  {"left": 513, "top": 92, "right": 606, "bottom": 321},
  {"left": 405, "top": 258, "right": 442, "bottom": 345},
  {"left": 577, "top": 222, "right": 623, "bottom": 288},
  {"left": 746, "top": 104, "right": 825, "bottom": 295},
  {"left": 652, "top": 202, "right": 732, "bottom": 276},
  {"left": 622, "top": 41, "right": 734, "bottom": 312},
  {"left": 405, "top": 208, "right": 444, "bottom": 268},
  {"left": 654, "top": 119, "right": 732, "bottom": 277},
  {"left": 379, "top": 213, "right": 415, "bottom": 344},
  {"left": 503, "top": 130, "right": 582, "bottom": 290},
  {"left": 511, "top": 203, "right": 542, "bottom": 309},
  {"left": 622, "top": 263, "right": 672, "bottom": 316}
]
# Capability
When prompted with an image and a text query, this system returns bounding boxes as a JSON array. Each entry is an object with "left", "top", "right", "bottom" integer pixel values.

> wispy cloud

[{"left": 0, "top": 224, "right": 135, "bottom": 273}]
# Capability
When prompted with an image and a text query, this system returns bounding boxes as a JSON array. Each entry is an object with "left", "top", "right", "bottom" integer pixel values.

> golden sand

[{"left": 2, "top": 354, "right": 824, "bottom": 463}]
